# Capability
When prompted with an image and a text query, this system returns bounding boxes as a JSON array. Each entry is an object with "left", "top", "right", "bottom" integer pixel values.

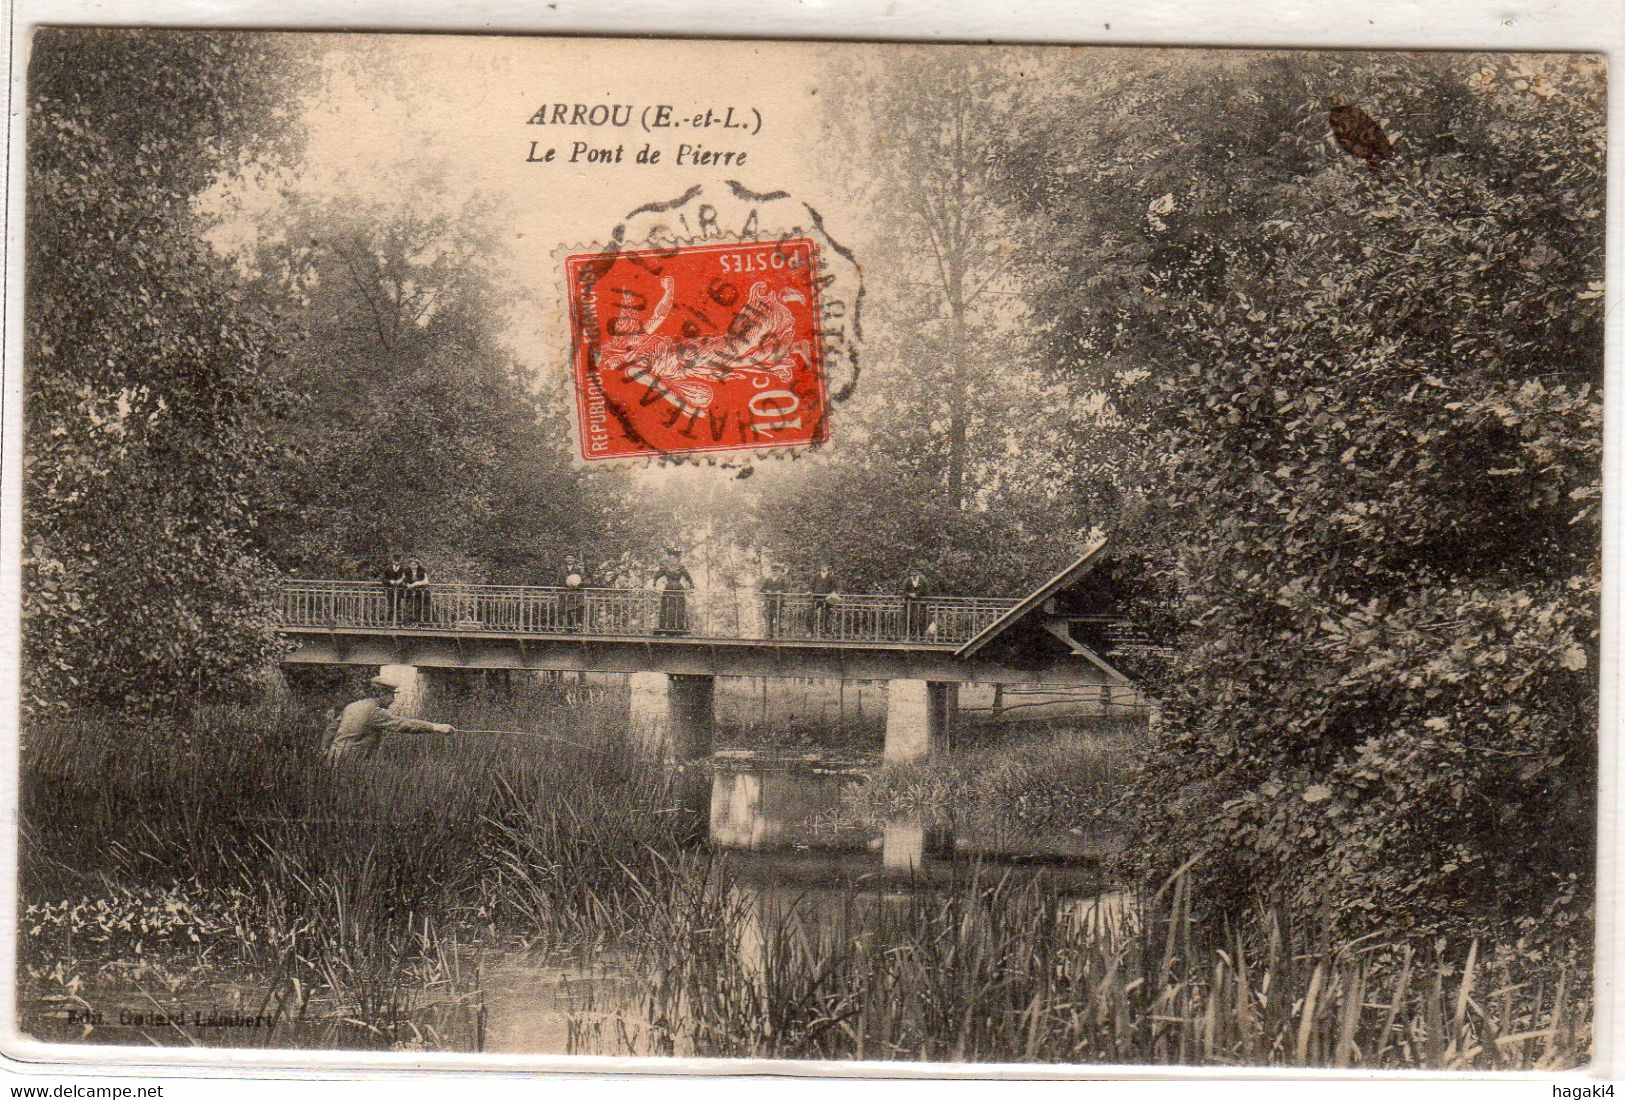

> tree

[
  {"left": 744, "top": 49, "right": 1113, "bottom": 594},
  {"left": 830, "top": 51, "right": 1071, "bottom": 509},
  {"left": 1004, "top": 51, "right": 1604, "bottom": 948},
  {"left": 244, "top": 197, "right": 648, "bottom": 584},
  {"left": 23, "top": 30, "right": 308, "bottom": 713},
  {"left": 743, "top": 407, "right": 1089, "bottom": 595}
]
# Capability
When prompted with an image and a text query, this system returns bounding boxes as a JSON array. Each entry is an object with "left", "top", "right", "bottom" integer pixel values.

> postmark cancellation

[{"left": 565, "top": 236, "right": 829, "bottom": 461}]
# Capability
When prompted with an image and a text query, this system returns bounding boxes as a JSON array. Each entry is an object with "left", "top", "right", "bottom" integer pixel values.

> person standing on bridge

[
  {"left": 381, "top": 555, "right": 407, "bottom": 626},
  {"left": 596, "top": 557, "right": 630, "bottom": 631},
  {"left": 759, "top": 562, "right": 787, "bottom": 639},
  {"left": 903, "top": 568, "right": 930, "bottom": 640},
  {"left": 403, "top": 557, "right": 431, "bottom": 626},
  {"left": 561, "top": 554, "right": 588, "bottom": 632},
  {"left": 322, "top": 677, "right": 461, "bottom": 763},
  {"left": 653, "top": 547, "right": 694, "bottom": 635},
  {"left": 810, "top": 565, "right": 838, "bottom": 637}
]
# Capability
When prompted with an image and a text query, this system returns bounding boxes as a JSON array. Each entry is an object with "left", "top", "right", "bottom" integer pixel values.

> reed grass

[
  {"left": 17, "top": 691, "right": 701, "bottom": 1048},
  {"left": 844, "top": 730, "right": 1133, "bottom": 849},
  {"left": 591, "top": 860, "right": 1590, "bottom": 1068},
  {"left": 18, "top": 692, "right": 1592, "bottom": 1067}
]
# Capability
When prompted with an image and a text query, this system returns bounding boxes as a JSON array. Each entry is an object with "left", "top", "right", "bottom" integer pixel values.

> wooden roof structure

[{"left": 955, "top": 535, "right": 1132, "bottom": 685}]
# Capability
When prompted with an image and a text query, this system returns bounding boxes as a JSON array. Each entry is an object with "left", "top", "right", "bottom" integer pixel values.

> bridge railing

[
  {"left": 760, "top": 594, "right": 1015, "bottom": 645},
  {"left": 276, "top": 580, "right": 1016, "bottom": 646}
]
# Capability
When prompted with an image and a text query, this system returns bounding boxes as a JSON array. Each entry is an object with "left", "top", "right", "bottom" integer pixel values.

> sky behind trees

[{"left": 203, "top": 36, "right": 1125, "bottom": 591}]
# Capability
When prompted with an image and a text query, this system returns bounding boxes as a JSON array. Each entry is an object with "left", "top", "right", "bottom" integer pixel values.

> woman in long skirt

[{"left": 653, "top": 548, "right": 694, "bottom": 635}]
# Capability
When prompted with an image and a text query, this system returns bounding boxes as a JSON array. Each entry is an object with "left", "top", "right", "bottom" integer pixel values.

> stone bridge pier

[
  {"left": 624, "top": 671, "right": 958, "bottom": 764},
  {"left": 382, "top": 664, "right": 970, "bottom": 763},
  {"left": 629, "top": 671, "right": 715, "bottom": 761},
  {"left": 374, "top": 665, "right": 970, "bottom": 765},
  {"left": 381, "top": 665, "right": 503, "bottom": 719},
  {"left": 883, "top": 679, "right": 958, "bottom": 763}
]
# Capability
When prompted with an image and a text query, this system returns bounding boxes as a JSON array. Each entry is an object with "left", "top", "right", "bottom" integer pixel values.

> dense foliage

[
  {"left": 744, "top": 437, "right": 1083, "bottom": 595},
  {"left": 244, "top": 198, "right": 648, "bottom": 584},
  {"left": 23, "top": 30, "right": 306, "bottom": 712},
  {"left": 21, "top": 34, "right": 1606, "bottom": 956},
  {"left": 22, "top": 32, "right": 649, "bottom": 713},
  {"left": 746, "top": 50, "right": 1106, "bottom": 597},
  {"left": 1005, "top": 52, "right": 1604, "bottom": 947}
]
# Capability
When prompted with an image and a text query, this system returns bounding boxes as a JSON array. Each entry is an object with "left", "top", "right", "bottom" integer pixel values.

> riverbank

[
  {"left": 18, "top": 697, "right": 705, "bottom": 1049},
  {"left": 839, "top": 720, "right": 1140, "bottom": 857},
  {"left": 16, "top": 702, "right": 1593, "bottom": 1067}
]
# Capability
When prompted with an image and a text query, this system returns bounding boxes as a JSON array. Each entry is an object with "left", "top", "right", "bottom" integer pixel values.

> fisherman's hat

[{"left": 369, "top": 676, "right": 399, "bottom": 691}]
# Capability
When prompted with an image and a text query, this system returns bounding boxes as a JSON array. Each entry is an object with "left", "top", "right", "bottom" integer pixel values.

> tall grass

[
  {"left": 844, "top": 729, "right": 1133, "bottom": 851},
  {"left": 588, "top": 861, "right": 1590, "bottom": 1068},
  {"left": 19, "top": 692, "right": 1593, "bottom": 1066},
  {"left": 18, "top": 691, "right": 701, "bottom": 1048}
]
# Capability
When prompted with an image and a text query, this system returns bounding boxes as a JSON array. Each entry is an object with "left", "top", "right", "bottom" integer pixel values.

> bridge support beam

[
  {"left": 628, "top": 671, "right": 714, "bottom": 761},
  {"left": 377, "top": 665, "right": 424, "bottom": 716},
  {"left": 884, "top": 679, "right": 957, "bottom": 763}
]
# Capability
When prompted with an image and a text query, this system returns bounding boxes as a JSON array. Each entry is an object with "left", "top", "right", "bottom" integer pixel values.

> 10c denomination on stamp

[{"left": 566, "top": 238, "right": 830, "bottom": 462}]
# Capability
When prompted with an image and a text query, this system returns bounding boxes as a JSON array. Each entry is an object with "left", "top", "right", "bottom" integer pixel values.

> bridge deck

[
  {"left": 280, "top": 625, "right": 1107, "bottom": 684},
  {"left": 278, "top": 579, "right": 1017, "bottom": 646},
  {"left": 276, "top": 582, "right": 1106, "bottom": 685}
]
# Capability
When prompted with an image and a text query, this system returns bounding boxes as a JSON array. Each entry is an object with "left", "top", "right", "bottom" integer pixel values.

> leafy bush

[
  {"left": 1005, "top": 51, "right": 1602, "bottom": 949},
  {"left": 23, "top": 30, "right": 305, "bottom": 714}
]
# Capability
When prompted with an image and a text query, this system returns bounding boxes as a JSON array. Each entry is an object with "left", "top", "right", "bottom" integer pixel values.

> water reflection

[
  {"left": 880, "top": 819, "right": 955, "bottom": 871},
  {"left": 482, "top": 754, "right": 1123, "bottom": 1056},
  {"left": 708, "top": 759, "right": 870, "bottom": 852},
  {"left": 880, "top": 819, "right": 925, "bottom": 871},
  {"left": 708, "top": 753, "right": 1104, "bottom": 873}
]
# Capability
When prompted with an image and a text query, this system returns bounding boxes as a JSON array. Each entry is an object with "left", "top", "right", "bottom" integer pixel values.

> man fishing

[{"left": 322, "top": 676, "right": 462, "bottom": 763}]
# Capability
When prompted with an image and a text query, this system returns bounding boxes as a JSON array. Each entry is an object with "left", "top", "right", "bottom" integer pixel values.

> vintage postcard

[{"left": 5, "top": 27, "right": 1609, "bottom": 1075}]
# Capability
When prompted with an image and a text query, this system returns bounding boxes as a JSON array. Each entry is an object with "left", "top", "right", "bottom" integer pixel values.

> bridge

[{"left": 276, "top": 541, "right": 1134, "bottom": 761}]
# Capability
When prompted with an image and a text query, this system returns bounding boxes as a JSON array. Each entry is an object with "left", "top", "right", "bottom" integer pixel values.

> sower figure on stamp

[
  {"left": 653, "top": 547, "right": 695, "bottom": 636},
  {"left": 599, "top": 273, "right": 811, "bottom": 419},
  {"left": 381, "top": 555, "right": 407, "bottom": 626},
  {"left": 322, "top": 676, "right": 462, "bottom": 764}
]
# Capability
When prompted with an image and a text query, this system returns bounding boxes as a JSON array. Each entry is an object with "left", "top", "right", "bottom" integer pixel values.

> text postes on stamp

[{"left": 566, "top": 238, "right": 829, "bottom": 461}]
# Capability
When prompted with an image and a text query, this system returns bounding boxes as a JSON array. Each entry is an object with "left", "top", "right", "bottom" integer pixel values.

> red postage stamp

[{"left": 565, "top": 238, "right": 829, "bottom": 461}]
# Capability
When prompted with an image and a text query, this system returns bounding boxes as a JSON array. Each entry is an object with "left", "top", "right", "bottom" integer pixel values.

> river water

[{"left": 480, "top": 754, "right": 1127, "bottom": 1055}]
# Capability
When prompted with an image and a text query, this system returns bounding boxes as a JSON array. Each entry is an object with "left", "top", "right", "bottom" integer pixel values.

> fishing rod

[{"left": 454, "top": 728, "right": 611, "bottom": 753}]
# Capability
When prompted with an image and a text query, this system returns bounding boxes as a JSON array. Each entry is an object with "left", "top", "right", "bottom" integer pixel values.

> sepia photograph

[{"left": 6, "top": 26, "right": 1609, "bottom": 1073}]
